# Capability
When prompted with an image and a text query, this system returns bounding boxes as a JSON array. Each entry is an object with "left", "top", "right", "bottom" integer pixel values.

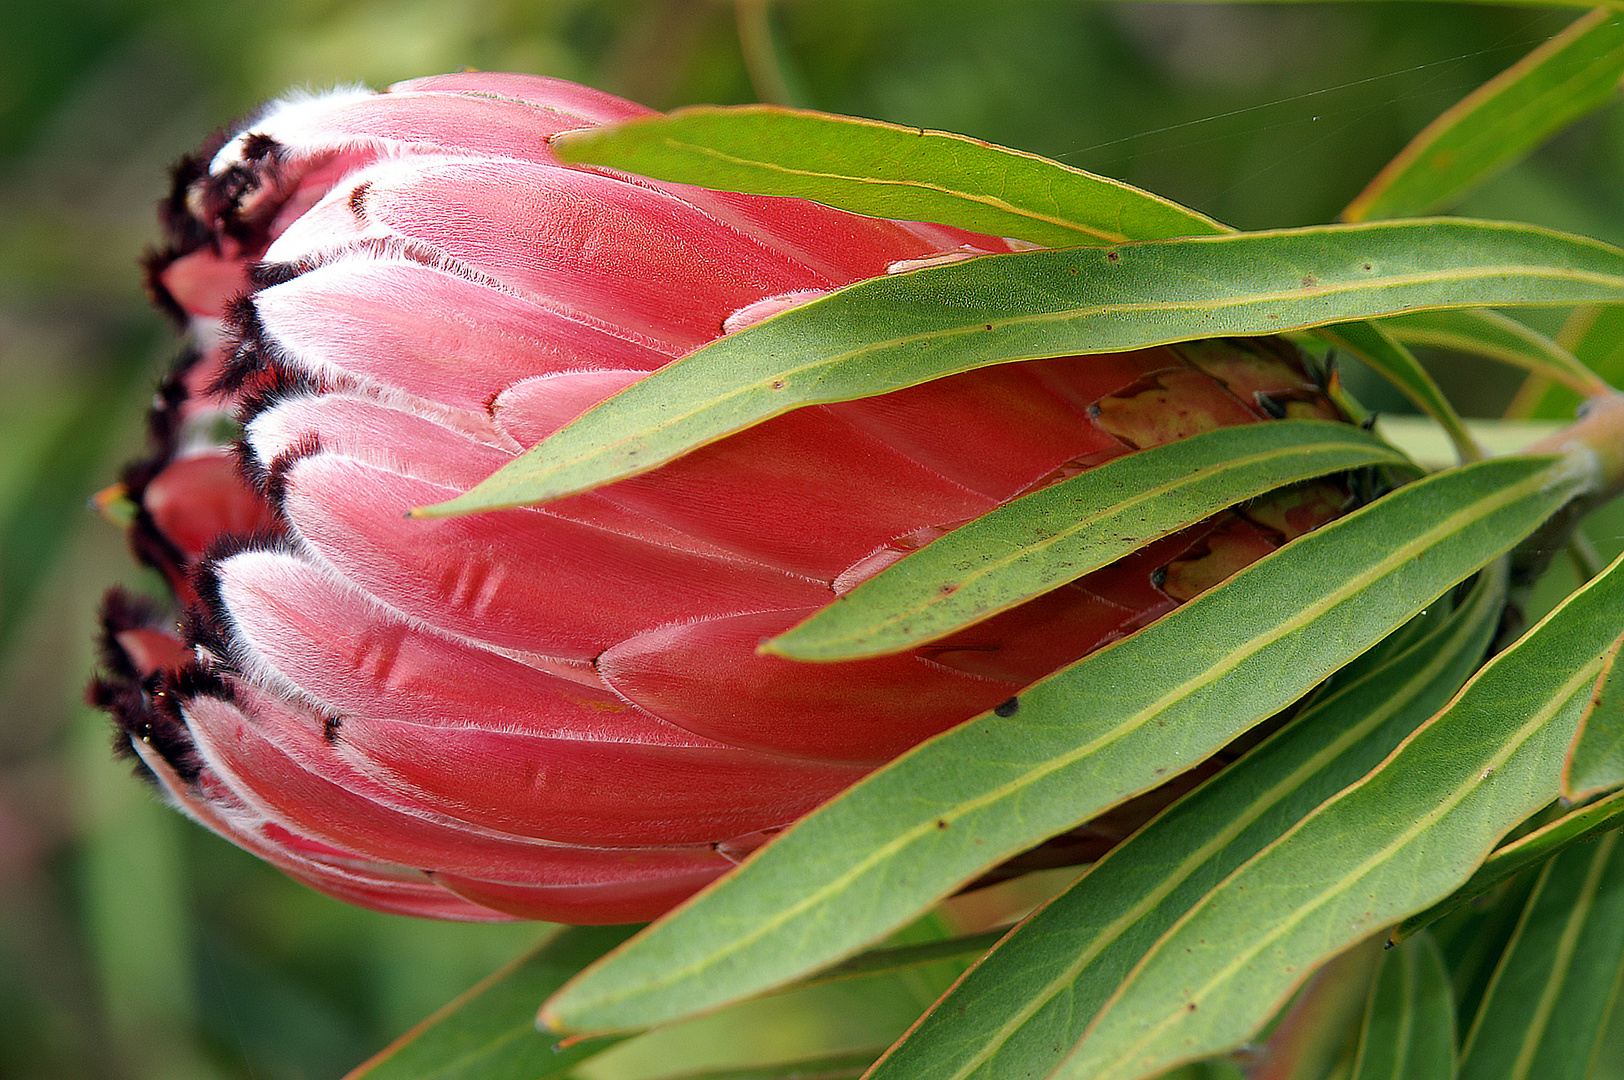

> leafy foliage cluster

[
  {"left": 365, "top": 5, "right": 1624, "bottom": 1079},
  {"left": 4, "top": 2, "right": 1624, "bottom": 1079}
]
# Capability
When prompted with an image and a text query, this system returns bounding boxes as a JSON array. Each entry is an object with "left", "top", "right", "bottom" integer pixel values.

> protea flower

[{"left": 91, "top": 73, "right": 1355, "bottom": 924}]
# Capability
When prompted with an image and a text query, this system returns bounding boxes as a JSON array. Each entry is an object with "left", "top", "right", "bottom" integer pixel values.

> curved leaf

[
  {"left": 422, "top": 219, "right": 1624, "bottom": 516},
  {"left": 1378, "top": 309, "right": 1609, "bottom": 397},
  {"left": 1052, "top": 546, "right": 1624, "bottom": 1080},
  {"left": 1562, "top": 626, "right": 1624, "bottom": 800},
  {"left": 1458, "top": 829, "right": 1624, "bottom": 1080},
  {"left": 1395, "top": 786, "right": 1624, "bottom": 943},
  {"left": 550, "top": 106, "right": 1225, "bottom": 248},
  {"left": 539, "top": 455, "right": 1582, "bottom": 1038},
  {"left": 865, "top": 560, "right": 1504, "bottom": 1080},
  {"left": 1311, "top": 320, "right": 1481, "bottom": 462},
  {"left": 1344, "top": 8, "right": 1624, "bottom": 222},
  {"left": 769, "top": 420, "right": 1409, "bottom": 662},
  {"left": 1508, "top": 304, "right": 1624, "bottom": 419},
  {"left": 1351, "top": 934, "right": 1457, "bottom": 1080}
]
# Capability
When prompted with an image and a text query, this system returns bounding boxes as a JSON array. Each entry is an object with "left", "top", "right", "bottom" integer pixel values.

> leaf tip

[
  {"left": 757, "top": 621, "right": 881, "bottom": 664},
  {"left": 407, "top": 484, "right": 536, "bottom": 519},
  {"left": 757, "top": 616, "right": 820, "bottom": 660},
  {"left": 405, "top": 496, "right": 467, "bottom": 520},
  {"left": 755, "top": 635, "right": 794, "bottom": 660},
  {"left": 547, "top": 127, "right": 599, "bottom": 164},
  {"left": 536, "top": 1003, "right": 571, "bottom": 1037}
]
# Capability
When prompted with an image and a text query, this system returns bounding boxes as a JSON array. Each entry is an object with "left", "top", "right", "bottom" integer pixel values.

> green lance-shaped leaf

[
  {"left": 540, "top": 455, "right": 1582, "bottom": 1038},
  {"left": 1458, "top": 829, "right": 1624, "bottom": 1080},
  {"left": 1563, "top": 304, "right": 1624, "bottom": 386},
  {"left": 1377, "top": 309, "right": 1610, "bottom": 398},
  {"left": 864, "top": 560, "right": 1504, "bottom": 1080},
  {"left": 1350, "top": 934, "right": 1457, "bottom": 1080},
  {"left": 422, "top": 218, "right": 1624, "bottom": 517},
  {"left": 1052, "top": 546, "right": 1624, "bottom": 1080},
  {"left": 550, "top": 106, "right": 1226, "bottom": 248},
  {"left": 1396, "top": 786, "right": 1624, "bottom": 943},
  {"left": 1562, "top": 627, "right": 1624, "bottom": 800},
  {"left": 1510, "top": 303, "right": 1624, "bottom": 420},
  {"left": 345, "top": 925, "right": 636, "bottom": 1080},
  {"left": 1344, "top": 8, "right": 1624, "bottom": 222},
  {"left": 769, "top": 420, "right": 1409, "bottom": 662}
]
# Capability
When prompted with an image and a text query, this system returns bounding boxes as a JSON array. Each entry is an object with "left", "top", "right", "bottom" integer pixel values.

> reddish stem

[{"left": 1527, "top": 392, "right": 1624, "bottom": 506}]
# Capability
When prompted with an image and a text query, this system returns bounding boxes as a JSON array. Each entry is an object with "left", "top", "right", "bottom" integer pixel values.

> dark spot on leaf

[
  {"left": 936, "top": 818, "right": 949, "bottom": 829},
  {"left": 1105, "top": 250, "right": 1120, "bottom": 263},
  {"left": 993, "top": 697, "right": 1019, "bottom": 717},
  {"left": 984, "top": 324, "right": 994, "bottom": 331}
]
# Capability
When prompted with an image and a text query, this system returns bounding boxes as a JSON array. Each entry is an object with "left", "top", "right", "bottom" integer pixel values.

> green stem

[{"left": 1527, "top": 392, "right": 1624, "bottom": 506}]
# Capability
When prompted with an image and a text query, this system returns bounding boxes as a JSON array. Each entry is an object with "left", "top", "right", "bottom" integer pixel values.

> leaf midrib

[
  {"left": 514, "top": 261, "right": 1621, "bottom": 499},
  {"left": 562, "top": 460, "right": 1563, "bottom": 1021},
  {"left": 1506, "top": 830, "right": 1617, "bottom": 1080},
  {"left": 932, "top": 590, "right": 1491, "bottom": 1080},
  {"left": 1089, "top": 656, "right": 1604, "bottom": 1078},
  {"left": 648, "top": 136, "right": 1126, "bottom": 242},
  {"left": 928, "top": 570, "right": 1500, "bottom": 1080},
  {"left": 808, "top": 429, "right": 1397, "bottom": 653}
]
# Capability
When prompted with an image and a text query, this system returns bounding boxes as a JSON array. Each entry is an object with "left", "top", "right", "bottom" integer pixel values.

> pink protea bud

[{"left": 92, "top": 74, "right": 1354, "bottom": 923}]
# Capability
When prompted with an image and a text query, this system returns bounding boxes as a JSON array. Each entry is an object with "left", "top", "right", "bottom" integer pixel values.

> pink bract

[{"left": 93, "top": 73, "right": 1349, "bottom": 923}]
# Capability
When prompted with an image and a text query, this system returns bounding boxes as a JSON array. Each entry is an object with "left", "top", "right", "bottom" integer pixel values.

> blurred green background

[{"left": 2, "top": 2, "right": 1620, "bottom": 1077}]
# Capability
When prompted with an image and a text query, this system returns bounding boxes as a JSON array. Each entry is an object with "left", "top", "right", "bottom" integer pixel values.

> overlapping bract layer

[{"left": 93, "top": 73, "right": 1351, "bottom": 923}]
